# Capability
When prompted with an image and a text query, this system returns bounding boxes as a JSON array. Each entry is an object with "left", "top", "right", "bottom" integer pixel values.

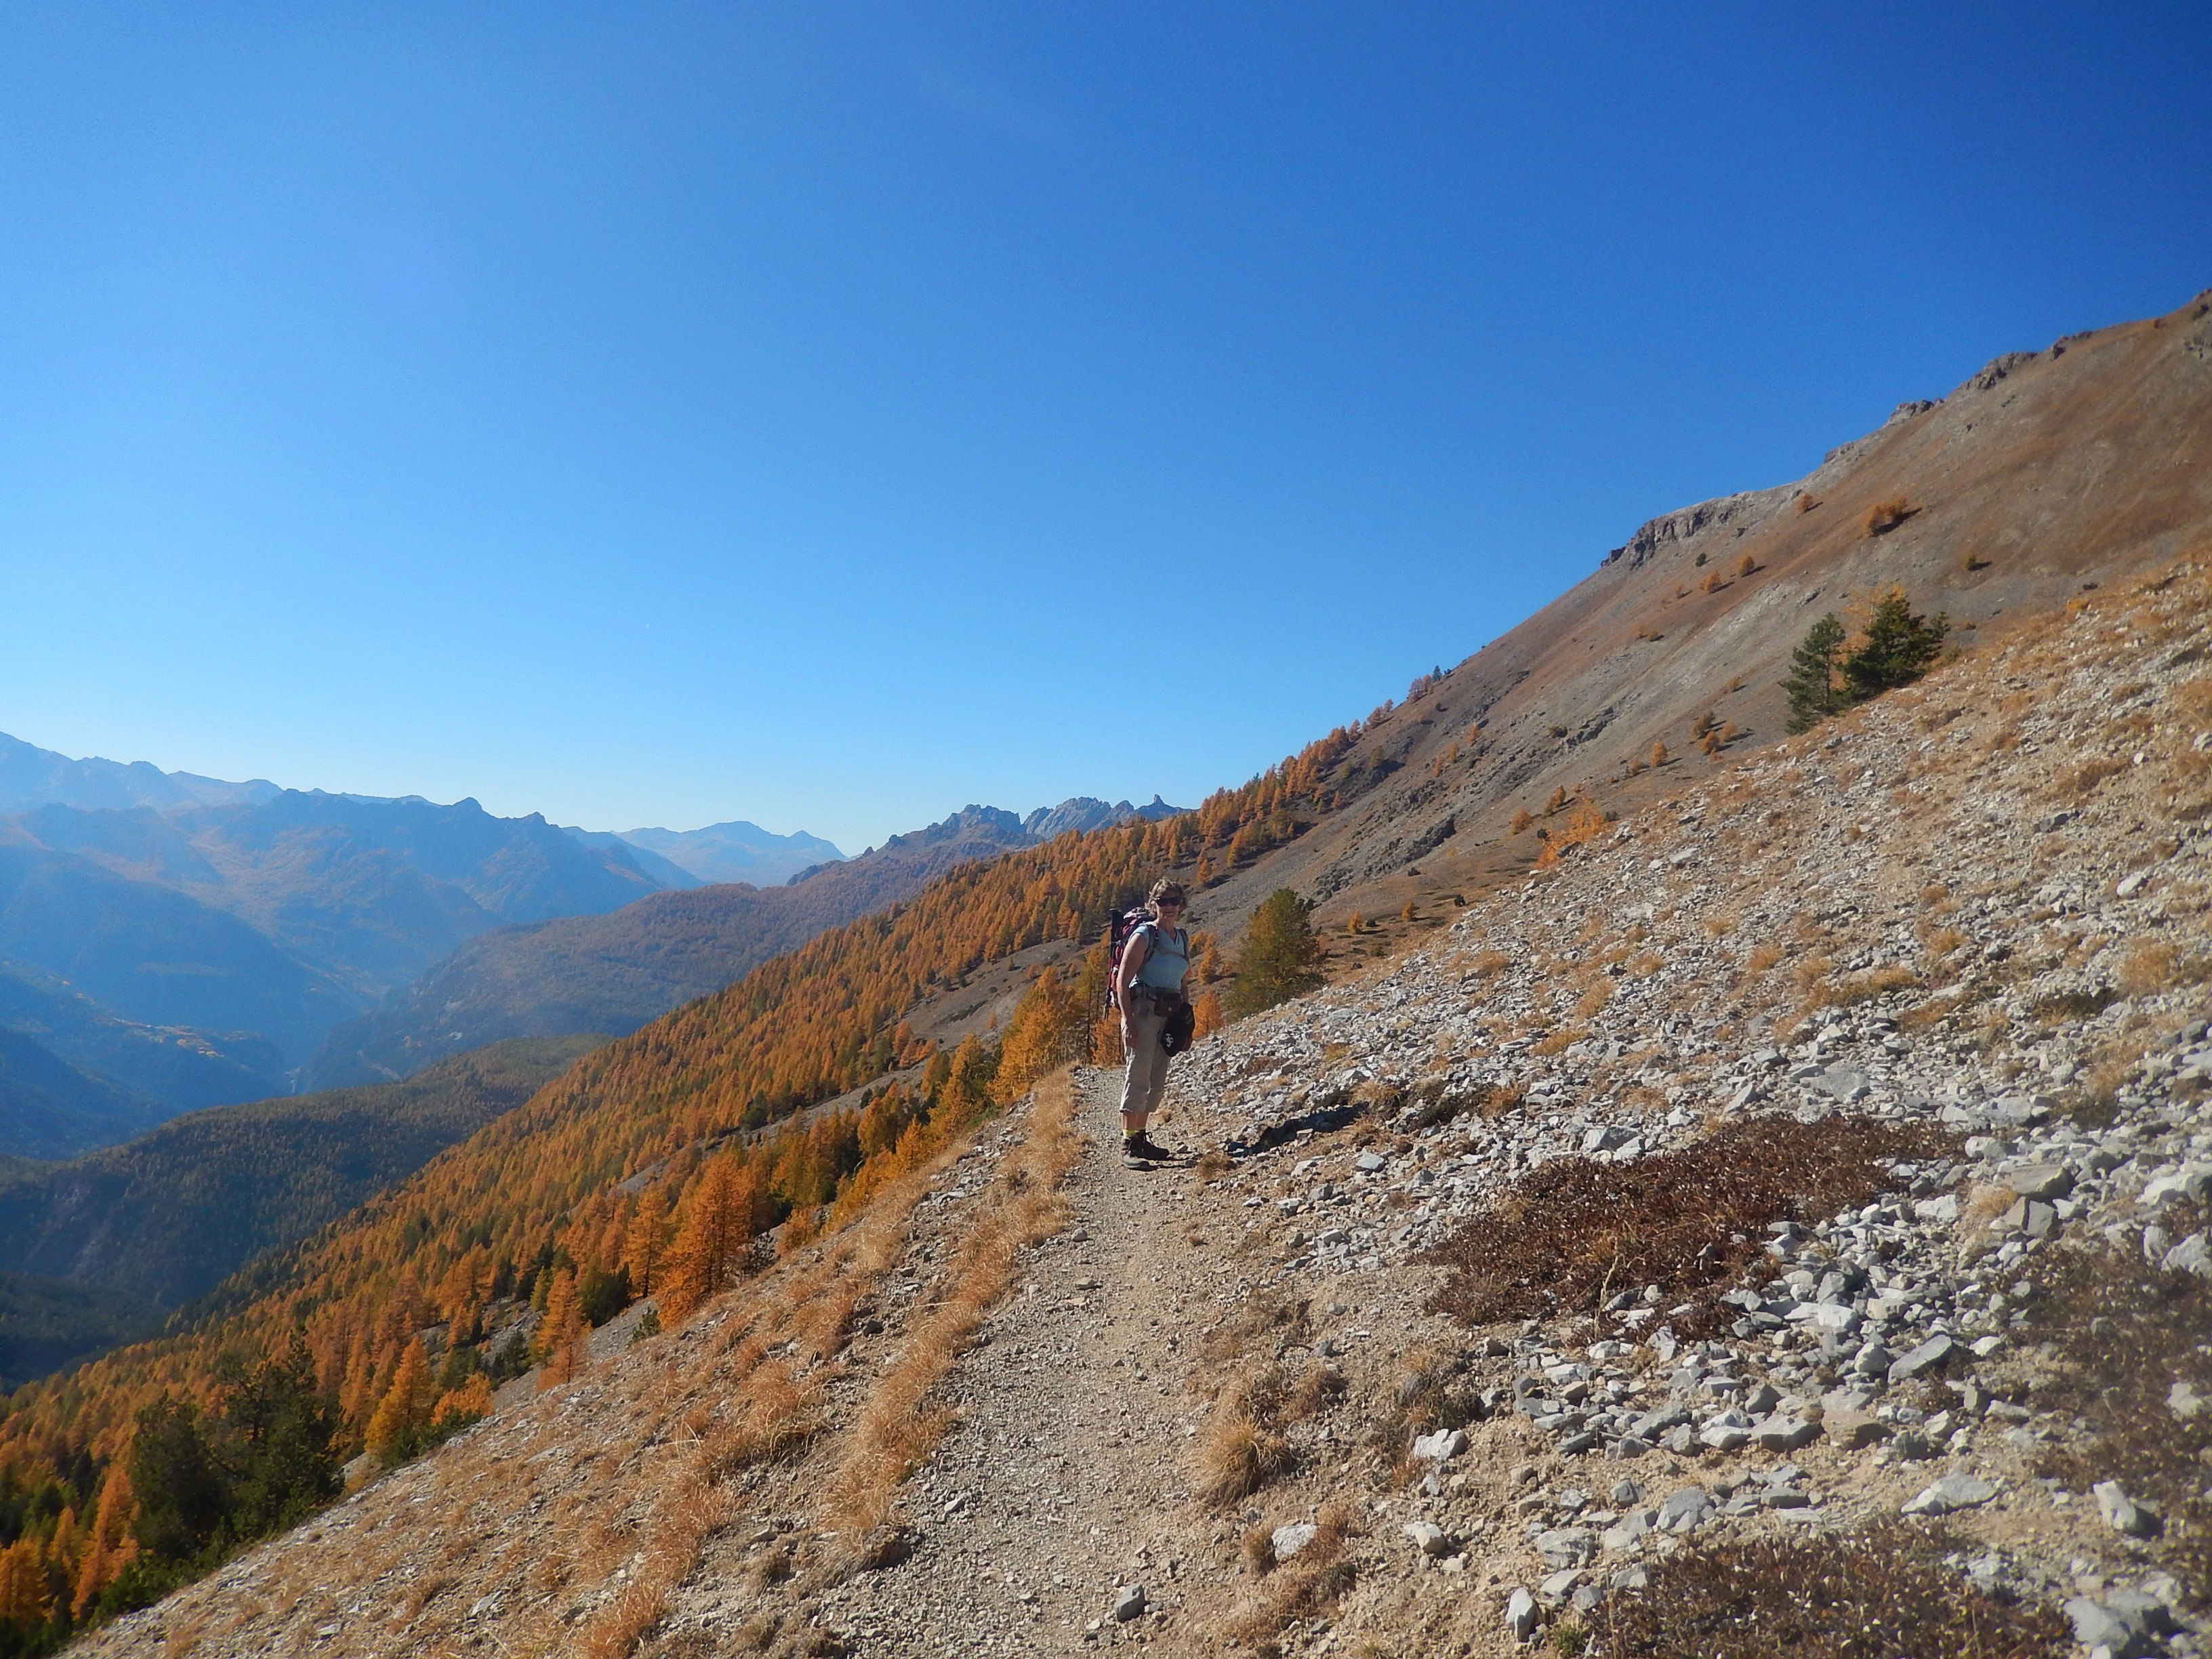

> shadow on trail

[{"left": 1225, "top": 1097, "right": 1368, "bottom": 1159}]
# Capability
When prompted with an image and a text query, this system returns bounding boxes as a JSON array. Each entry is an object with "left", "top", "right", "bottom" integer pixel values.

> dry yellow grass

[
  {"left": 829, "top": 1069, "right": 1082, "bottom": 1530},
  {"left": 1530, "top": 1027, "right": 1581, "bottom": 1057},
  {"left": 1574, "top": 981, "right": 1614, "bottom": 1019},
  {"left": 1218, "top": 1500, "right": 1359, "bottom": 1646},
  {"left": 1743, "top": 942, "right": 1782, "bottom": 976},
  {"left": 1195, "top": 1408, "right": 1294, "bottom": 1508},
  {"left": 1923, "top": 925, "right": 1969, "bottom": 958},
  {"left": 2117, "top": 941, "right": 2192, "bottom": 998},
  {"left": 1961, "top": 1181, "right": 2018, "bottom": 1233},
  {"left": 1791, "top": 953, "right": 1837, "bottom": 996},
  {"left": 2083, "top": 1037, "right": 2146, "bottom": 1113},
  {"left": 1815, "top": 964, "right": 1921, "bottom": 1008},
  {"left": 577, "top": 1474, "right": 735, "bottom": 1659}
]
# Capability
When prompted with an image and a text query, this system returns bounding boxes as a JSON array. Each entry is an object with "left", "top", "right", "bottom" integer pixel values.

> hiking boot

[{"left": 1128, "top": 1134, "right": 1181, "bottom": 1163}]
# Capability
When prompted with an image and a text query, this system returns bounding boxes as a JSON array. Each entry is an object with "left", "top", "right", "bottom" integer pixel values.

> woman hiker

[{"left": 1116, "top": 878, "right": 1192, "bottom": 1166}]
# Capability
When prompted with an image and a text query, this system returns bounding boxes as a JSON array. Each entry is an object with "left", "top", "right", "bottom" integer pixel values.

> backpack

[{"left": 1103, "top": 907, "right": 1151, "bottom": 1012}]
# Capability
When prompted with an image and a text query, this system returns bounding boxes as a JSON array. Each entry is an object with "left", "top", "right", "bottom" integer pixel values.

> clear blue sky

[{"left": 2, "top": 3, "right": 2206, "bottom": 851}]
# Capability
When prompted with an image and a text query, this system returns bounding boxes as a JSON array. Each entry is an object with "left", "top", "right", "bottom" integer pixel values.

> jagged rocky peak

[
  {"left": 1601, "top": 487, "right": 1790, "bottom": 570},
  {"left": 1022, "top": 795, "right": 1187, "bottom": 840}
]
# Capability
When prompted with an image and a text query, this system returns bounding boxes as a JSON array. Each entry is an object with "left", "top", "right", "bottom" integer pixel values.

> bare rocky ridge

[{"left": 79, "top": 555, "right": 2212, "bottom": 1656}]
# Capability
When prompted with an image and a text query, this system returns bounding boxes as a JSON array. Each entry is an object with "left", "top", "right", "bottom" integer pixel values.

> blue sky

[{"left": 2, "top": 3, "right": 2206, "bottom": 852}]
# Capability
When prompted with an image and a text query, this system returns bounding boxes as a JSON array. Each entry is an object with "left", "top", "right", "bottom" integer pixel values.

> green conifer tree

[
  {"left": 1782, "top": 613, "right": 1847, "bottom": 733},
  {"left": 1840, "top": 590, "right": 1949, "bottom": 702},
  {"left": 1225, "top": 889, "right": 1324, "bottom": 1019}
]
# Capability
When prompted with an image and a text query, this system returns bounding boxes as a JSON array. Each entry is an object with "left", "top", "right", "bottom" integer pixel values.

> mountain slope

[
  {"left": 0, "top": 787, "right": 674, "bottom": 1099},
  {"left": 0, "top": 840, "right": 361, "bottom": 1062},
  {"left": 0, "top": 1035, "right": 602, "bottom": 1311},
  {"left": 1160, "top": 291, "right": 2212, "bottom": 949},
  {"left": 0, "top": 1027, "right": 162, "bottom": 1160},
  {"left": 0, "top": 958, "right": 285, "bottom": 1116}
]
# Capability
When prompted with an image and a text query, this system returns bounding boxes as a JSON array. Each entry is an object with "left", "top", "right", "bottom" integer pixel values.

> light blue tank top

[{"left": 1132, "top": 923, "right": 1190, "bottom": 992}]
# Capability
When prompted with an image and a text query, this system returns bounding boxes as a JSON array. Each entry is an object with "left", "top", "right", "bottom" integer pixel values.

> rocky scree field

[{"left": 73, "top": 557, "right": 2212, "bottom": 1659}]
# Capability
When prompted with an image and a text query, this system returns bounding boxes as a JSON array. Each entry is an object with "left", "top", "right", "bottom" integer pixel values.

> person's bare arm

[{"left": 1118, "top": 930, "right": 1151, "bottom": 1040}]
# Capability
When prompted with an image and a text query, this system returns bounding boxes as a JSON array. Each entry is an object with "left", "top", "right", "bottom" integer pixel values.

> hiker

[{"left": 1117, "top": 878, "right": 1192, "bottom": 1164}]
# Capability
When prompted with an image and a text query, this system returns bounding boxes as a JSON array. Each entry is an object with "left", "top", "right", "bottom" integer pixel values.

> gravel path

[{"left": 823, "top": 1069, "right": 1218, "bottom": 1654}]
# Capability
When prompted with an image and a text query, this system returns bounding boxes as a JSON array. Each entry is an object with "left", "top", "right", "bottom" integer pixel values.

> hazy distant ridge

[
  {"left": 0, "top": 731, "right": 279, "bottom": 815},
  {"left": 615, "top": 820, "right": 846, "bottom": 886}
]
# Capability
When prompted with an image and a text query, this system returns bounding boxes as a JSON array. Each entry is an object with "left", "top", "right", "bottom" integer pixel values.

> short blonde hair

[{"left": 1147, "top": 879, "right": 1188, "bottom": 914}]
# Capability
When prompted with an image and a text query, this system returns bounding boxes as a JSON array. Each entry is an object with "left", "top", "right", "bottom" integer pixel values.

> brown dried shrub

[
  {"left": 1418, "top": 1116, "right": 1952, "bottom": 1332},
  {"left": 1742, "top": 942, "right": 1782, "bottom": 976},
  {"left": 1864, "top": 496, "right": 1918, "bottom": 536},
  {"left": 2026, "top": 1204, "right": 2212, "bottom": 1605},
  {"left": 1588, "top": 1525, "right": 2068, "bottom": 1658},
  {"left": 2052, "top": 756, "right": 2129, "bottom": 799}
]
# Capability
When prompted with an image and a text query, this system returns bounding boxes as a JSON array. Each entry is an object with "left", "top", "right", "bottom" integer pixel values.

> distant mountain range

[
  {"left": 611, "top": 821, "right": 846, "bottom": 886},
  {"left": 0, "top": 731, "right": 1183, "bottom": 1148},
  {"left": 0, "top": 730, "right": 280, "bottom": 815},
  {"left": 303, "top": 798, "right": 1189, "bottom": 1089}
]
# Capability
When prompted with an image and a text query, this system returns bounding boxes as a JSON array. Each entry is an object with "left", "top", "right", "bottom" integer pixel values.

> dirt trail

[{"left": 819, "top": 1068, "right": 1228, "bottom": 1654}]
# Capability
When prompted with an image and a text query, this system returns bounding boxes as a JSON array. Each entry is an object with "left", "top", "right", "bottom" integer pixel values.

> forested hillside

[{"left": 0, "top": 1036, "right": 604, "bottom": 1313}]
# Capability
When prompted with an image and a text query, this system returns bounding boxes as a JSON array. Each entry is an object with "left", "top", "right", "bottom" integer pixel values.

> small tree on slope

[
  {"left": 1784, "top": 591, "right": 1950, "bottom": 734},
  {"left": 1225, "top": 889, "right": 1325, "bottom": 1020},
  {"left": 1841, "top": 588, "right": 1950, "bottom": 703},
  {"left": 1782, "top": 613, "right": 1849, "bottom": 733}
]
